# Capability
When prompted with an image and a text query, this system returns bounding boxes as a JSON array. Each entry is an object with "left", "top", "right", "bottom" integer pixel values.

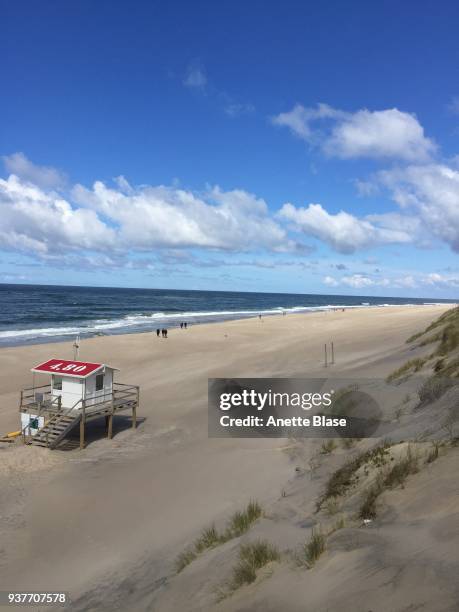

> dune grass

[
  {"left": 194, "top": 525, "right": 221, "bottom": 553},
  {"left": 386, "top": 358, "right": 426, "bottom": 383},
  {"left": 316, "top": 442, "right": 391, "bottom": 510},
  {"left": 401, "top": 308, "right": 459, "bottom": 380},
  {"left": 303, "top": 528, "right": 326, "bottom": 567},
  {"left": 320, "top": 439, "right": 337, "bottom": 454},
  {"left": 418, "top": 306, "right": 458, "bottom": 337},
  {"left": 227, "top": 540, "right": 280, "bottom": 591},
  {"left": 426, "top": 442, "right": 440, "bottom": 463},
  {"left": 404, "top": 307, "right": 459, "bottom": 378},
  {"left": 418, "top": 376, "right": 454, "bottom": 405},
  {"left": 225, "top": 500, "right": 262, "bottom": 538},
  {"left": 175, "top": 548, "right": 198, "bottom": 573},
  {"left": 358, "top": 446, "right": 419, "bottom": 520},
  {"left": 175, "top": 500, "right": 263, "bottom": 573},
  {"left": 435, "top": 322, "right": 459, "bottom": 356}
]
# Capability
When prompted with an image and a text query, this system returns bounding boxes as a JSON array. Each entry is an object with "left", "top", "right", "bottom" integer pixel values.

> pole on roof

[{"left": 73, "top": 335, "right": 80, "bottom": 360}]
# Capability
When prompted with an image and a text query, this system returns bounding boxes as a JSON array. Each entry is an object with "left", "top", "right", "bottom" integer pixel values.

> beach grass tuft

[
  {"left": 224, "top": 540, "right": 280, "bottom": 594},
  {"left": 320, "top": 439, "right": 337, "bottom": 454},
  {"left": 194, "top": 524, "right": 221, "bottom": 553},
  {"left": 359, "top": 478, "right": 384, "bottom": 520},
  {"left": 225, "top": 500, "right": 263, "bottom": 538},
  {"left": 303, "top": 528, "right": 326, "bottom": 567}
]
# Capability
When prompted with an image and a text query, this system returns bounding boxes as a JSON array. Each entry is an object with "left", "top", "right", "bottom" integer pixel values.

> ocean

[{"left": 0, "top": 283, "right": 454, "bottom": 347}]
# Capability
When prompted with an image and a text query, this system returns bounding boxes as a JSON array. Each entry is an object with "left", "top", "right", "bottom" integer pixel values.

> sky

[{"left": 1, "top": 0, "right": 459, "bottom": 298}]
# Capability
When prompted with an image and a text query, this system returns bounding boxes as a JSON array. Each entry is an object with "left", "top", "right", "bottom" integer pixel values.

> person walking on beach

[
  {"left": 156, "top": 329, "right": 160, "bottom": 337},
  {"left": 180, "top": 322, "right": 183, "bottom": 329},
  {"left": 165, "top": 329, "right": 168, "bottom": 338},
  {"left": 184, "top": 322, "right": 187, "bottom": 329}
]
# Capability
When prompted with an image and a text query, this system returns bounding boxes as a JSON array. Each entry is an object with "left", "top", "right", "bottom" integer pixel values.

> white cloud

[
  {"left": 378, "top": 163, "right": 459, "bottom": 252},
  {"left": 342, "top": 274, "right": 388, "bottom": 289},
  {"left": 323, "top": 272, "right": 459, "bottom": 291},
  {"left": 73, "top": 181, "right": 293, "bottom": 252},
  {"left": 424, "top": 273, "right": 459, "bottom": 288},
  {"left": 273, "top": 104, "right": 436, "bottom": 162},
  {"left": 0, "top": 175, "right": 115, "bottom": 256},
  {"left": 279, "top": 202, "right": 412, "bottom": 253},
  {"left": 0, "top": 156, "right": 309, "bottom": 263},
  {"left": 2, "top": 152, "right": 66, "bottom": 189},
  {"left": 272, "top": 103, "right": 344, "bottom": 141},
  {"left": 394, "top": 275, "right": 418, "bottom": 289},
  {"left": 323, "top": 275, "right": 339, "bottom": 287}
]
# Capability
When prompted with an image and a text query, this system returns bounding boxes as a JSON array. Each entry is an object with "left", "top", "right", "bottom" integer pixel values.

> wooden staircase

[{"left": 29, "top": 412, "right": 81, "bottom": 449}]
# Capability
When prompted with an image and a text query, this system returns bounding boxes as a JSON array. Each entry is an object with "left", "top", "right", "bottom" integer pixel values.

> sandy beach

[{"left": 0, "top": 303, "right": 457, "bottom": 611}]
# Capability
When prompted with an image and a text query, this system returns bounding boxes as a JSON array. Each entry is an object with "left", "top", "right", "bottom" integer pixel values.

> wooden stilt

[
  {"left": 324, "top": 343, "right": 328, "bottom": 367},
  {"left": 331, "top": 342, "right": 335, "bottom": 365},
  {"left": 80, "top": 400, "right": 86, "bottom": 450},
  {"left": 108, "top": 396, "right": 114, "bottom": 439},
  {"left": 133, "top": 387, "right": 139, "bottom": 429}
]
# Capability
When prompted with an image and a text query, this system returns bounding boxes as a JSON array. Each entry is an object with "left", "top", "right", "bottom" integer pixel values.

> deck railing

[{"left": 20, "top": 382, "right": 139, "bottom": 416}]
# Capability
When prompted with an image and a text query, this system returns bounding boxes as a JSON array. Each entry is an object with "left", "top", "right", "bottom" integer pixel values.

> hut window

[
  {"left": 95, "top": 374, "right": 104, "bottom": 391},
  {"left": 53, "top": 376, "right": 63, "bottom": 390}
]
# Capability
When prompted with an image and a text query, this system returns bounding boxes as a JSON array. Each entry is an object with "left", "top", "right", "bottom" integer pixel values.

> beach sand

[{"left": 0, "top": 304, "right": 457, "bottom": 611}]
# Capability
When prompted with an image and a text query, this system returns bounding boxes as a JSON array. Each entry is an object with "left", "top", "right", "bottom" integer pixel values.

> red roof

[{"left": 31, "top": 359, "right": 109, "bottom": 378}]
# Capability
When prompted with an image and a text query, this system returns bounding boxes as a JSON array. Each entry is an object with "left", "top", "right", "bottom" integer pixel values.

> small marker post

[
  {"left": 331, "top": 341, "right": 335, "bottom": 365},
  {"left": 324, "top": 343, "right": 328, "bottom": 368}
]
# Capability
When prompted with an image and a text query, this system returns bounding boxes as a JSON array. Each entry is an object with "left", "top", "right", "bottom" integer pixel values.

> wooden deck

[{"left": 19, "top": 383, "right": 139, "bottom": 449}]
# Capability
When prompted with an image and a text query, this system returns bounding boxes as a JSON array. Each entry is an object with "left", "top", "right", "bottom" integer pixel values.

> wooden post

[
  {"left": 331, "top": 342, "right": 335, "bottom": 365},
  {"left": 80, "top": 400, "right": 86, "bottom": 450},
  {"left": 132, "top": 387, "right": 139, "bottom": 429},
  {"left": 58, "top": 395, "right": 62, "bottom": 412},
  {"left": 324, "top": 343, "right": 328, "bottom": 367},
  {"left": 20, "top": 390, "right": 23, "bottom": 410},
  {"left": 108, "top": 396, "right": 114, "bottom": 439}
]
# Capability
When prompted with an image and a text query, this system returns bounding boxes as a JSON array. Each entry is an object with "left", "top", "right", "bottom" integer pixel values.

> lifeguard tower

[{"left": 20, "top": 359, "right": 139, "bottom": 449}]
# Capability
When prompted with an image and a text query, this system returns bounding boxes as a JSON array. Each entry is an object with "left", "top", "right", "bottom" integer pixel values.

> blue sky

[{"left": 1, "top": 0, "right": 458, "bottom": 298}]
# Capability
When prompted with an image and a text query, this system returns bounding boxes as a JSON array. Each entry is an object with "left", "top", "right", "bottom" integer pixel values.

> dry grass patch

[{"left": 175, "top": 501, "right": 263, "bottom": 573}]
